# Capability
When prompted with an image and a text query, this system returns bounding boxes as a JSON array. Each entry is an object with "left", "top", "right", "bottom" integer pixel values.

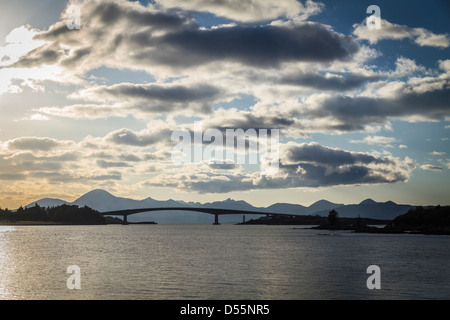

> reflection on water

[
  {"left": 0, "top": 228, "right": 11, "bottom": 298},
  {"left": 0, "top": 225, "right": 449, "bottom": 300}
]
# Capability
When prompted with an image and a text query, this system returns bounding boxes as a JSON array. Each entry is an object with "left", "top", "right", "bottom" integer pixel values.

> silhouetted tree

[
  {"left": 355, "top": 214, "right": 362, "bottom": 227},
  {"left": 328, "top": 209, "right": 339, "bottom": 225}
]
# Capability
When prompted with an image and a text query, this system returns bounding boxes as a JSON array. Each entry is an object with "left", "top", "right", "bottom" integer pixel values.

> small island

[
  {"left": 240, "top": 211, "right": 388, "bottom": 227},
  {"left": 240, "top": 206, "right": 450, "bottom": 235},
  {"left": 312, "top": 206, "right": 450, "bottom": 235}
]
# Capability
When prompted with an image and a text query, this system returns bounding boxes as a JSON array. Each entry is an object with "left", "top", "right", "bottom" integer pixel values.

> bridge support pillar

[
  {"left": 213, "top": 213, "right": 220, "bottom": 225},
  {"left": 122, "top": 214, "right": 129, "bottom": 225}
]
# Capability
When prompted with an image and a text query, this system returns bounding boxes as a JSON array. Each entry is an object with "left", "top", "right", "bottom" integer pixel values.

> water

[{"left": 0, "top": 224, "right": 449, "bottom": 300}]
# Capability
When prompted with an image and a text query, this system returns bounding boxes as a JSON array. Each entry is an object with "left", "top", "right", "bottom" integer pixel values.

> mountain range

[{"left": 24, "top": 189, "right": 418, "bottom": 224}]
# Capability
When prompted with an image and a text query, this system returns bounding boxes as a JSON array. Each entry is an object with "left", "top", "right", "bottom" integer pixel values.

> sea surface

[{"left": 0, "top": 224, "right": 449, "bottom": 300}]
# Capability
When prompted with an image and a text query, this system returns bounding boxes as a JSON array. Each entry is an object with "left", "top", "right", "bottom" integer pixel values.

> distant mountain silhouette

[
  {"left": 304, "top": 199, "right": 343, "bottom": 214},
  {"left": 263, "top": 203, "right": 307, "bottom": 215},
  {"left": 72, "top": 189, "right": 133, "bottom": 211},
  {"left": 24, "top": 190, "right": 417, "bottom": 223},
  {"left": 359, "top": 198, "right": 377, "bottom": 205},
  {"left": 25, "top": 198, "right": 69, "bottom": 208},
  {"left": 200, "top": 198, "right": 258, "bottom": 211},
  {"left": 312, "top": 199, "right": 414, "bottom": 220}
]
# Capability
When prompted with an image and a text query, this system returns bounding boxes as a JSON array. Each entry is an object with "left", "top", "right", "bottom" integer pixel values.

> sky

[{"left": 0, "top": 0, "right": 449, "bottom": 209}]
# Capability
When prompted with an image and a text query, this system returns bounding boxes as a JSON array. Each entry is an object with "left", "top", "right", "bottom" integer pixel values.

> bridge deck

[{"left": 100, "top": 207, "right": 294, "bottom": 217}]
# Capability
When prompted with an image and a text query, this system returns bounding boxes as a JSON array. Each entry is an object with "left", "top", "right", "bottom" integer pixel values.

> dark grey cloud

[
  {"left": 28, "top": 171, "right": 86, "bottom": 184},
  {"left": 96, "top": 159, "right": 131, "bottom": 168},
  {"left": 118, "top": 154, "right": 142, "bottom": 162},
  {"left": 107, "top": 128, "right": 173, "bottom": 147},
  {"left": 10, "top": 45, "right": 62, "bottom": 68},
  {"left": 78, "top": 82, "right": 221, "bottom": 114},
  {"left": 0, "top": 154, "right": 63, "bottom": 173},
  {"left": 303, "top": 84, "right": 450, "bottom": 129},
  {"left": 184, "top": 175, "right": 252, "bottom": 193},
  {"left": 139, "top": 23, "right": 359, "bottom": 68},
  {"left": 420, "top": 164, "right": 444, "bottom": 171},
  {"left": 273, "top": 143, "right": 409, "bottom": 188},
  {"left": 283, "top": 143, "right": 388, "bottom": 166},
  {"left": 0, "top": 173, "right": 26, "bottom": 181},
  {"left": 89, "top": 173, "right": 122, "bottom": 181},
  {"left": 27, "top": 170, "right": 122, "bottom": 183},
  {"left": 9, "top": 2, "right": 358, "bottom": 80},
  {"left": 33, "top": 21, "right": 78, "bottom": 42},
  {"left": 91, "top": 83, "right": 220, "bottom": 103},
  {"left": 60, "top": 47, "right": 92, "bottom": 67},
  {"left": 280, "top": 72, "right": 379, "bottom": 91},
  {"left": 209, "top": 114, "right": 294, "bottom": 133},
  {"left": 9, "top": 2, "right": 196, "bottom": 71},
  {"left": 207, "top": 163, "right": 239, "bottom": 170},
  {"left": 8, "top": 137, "right": 62, "bottom": 151},
  {"left": 277, "top": 143, "right": 410, "bottom": 187},
  {"left": 34, "top": 2, "right": 195, "bottom": 42},
  {"left": 0, "top": 152, "right": 80, "bottom": 177},
  {"left": 108, "top": 129, "right": 158, "bottom": 147},
  {"left": 29, "top": 171, "right": 65, "bottom": 179},
  {"left": 149, "top": 143, "right": 413, "bottom": 193},
  {"left": 89, "top": 2, "right": 195, "bottom": 29}
]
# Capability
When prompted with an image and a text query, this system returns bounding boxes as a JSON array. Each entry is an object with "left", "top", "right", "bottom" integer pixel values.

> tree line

[{"left": 0, "top": 204, "right": 106, "bottom": 224}]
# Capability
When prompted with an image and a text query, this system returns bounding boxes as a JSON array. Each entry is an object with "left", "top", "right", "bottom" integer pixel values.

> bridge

[{"left": 100, "top": 207, "right": 296, "bottom": 225}]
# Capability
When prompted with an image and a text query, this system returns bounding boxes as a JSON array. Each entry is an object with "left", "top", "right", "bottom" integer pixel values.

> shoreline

[
  {"left": 0, "top": 221, "right": 109, "bottom": 226},
  {"left": 0, "top": 221, "right": 156, "bottom": 226},
  {"left": 0, "top": 221, "right": 64, "bottom": 226}
]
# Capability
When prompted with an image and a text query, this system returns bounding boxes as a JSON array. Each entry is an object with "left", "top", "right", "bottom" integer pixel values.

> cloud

[
  {"left": 0, "top": 134, "right": 159, "bottom": 189},
  {"left": 0, "top": 173, "right": 27, "bottom": 181},
  {"left": 430, "top": 151, "right": 446, "bottom": 156},
  {"left": 146, "top": 142, "right": 414, "bottom": 192},
  {"left": 9, "top": 1, "right": 195, "bottom": 74},
  {"left": 150, "top": 23, "right": 359, "bottom": 68},
  {"left": 7, "top": 137, "right": 67, "bottom": 151},
  {"left": 206, "top": 162, "right": 240, "bottom": 170},
  {"left": 353, "top": 18, "right": 450, "bottom": 48},
  {"left": 75, "top": 82, "right": 222, "bottom": 114},
  {"left": 279, "top": 71, "right": 378, "bottom": 91},
  {"left": 106, "top": 125, "right": 174, "bottom": 147},
  {"left": 36, "top": 103, "right": 129, "bottom": 120},
  {"left": 0, "top": 149, "right": 81, "bottom": 180},
  {"left": 107, "top": 128, "right": 161, "bottom": 147},
  {"left": 155, "top": 0, "right": 324, "bottom": 23},
  {"left": 2, "top": 0, "right": 448, "bottom": 204},
  {"left": 282, "top": 142, "right": 387, "bottom": 166},
  {"left": 302, "top": 81, "right": 450, "bottom": 129},
  {"left": 3, "top": 0, "right": 360, "bottom": 122},
  {"left": 390, "top": 57, "right": 429, "bottom": 77},
  {"left": 89, "top": 173, "right": 122, "bottom": 181},
  {"left": 96, "top": 160, "right": 131, "bottom": 168},
  {"left": 351, "top": 135, "right": 397, "bottom": 145},
  {"left": 81, "top": 83, "right": 220, "bottom": 102},
  {"left": 420, "top": 164, "right": 444, "bottom": 171},
  {"left": 7, "top": 1, "right": 356, "bottom": 76}
]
